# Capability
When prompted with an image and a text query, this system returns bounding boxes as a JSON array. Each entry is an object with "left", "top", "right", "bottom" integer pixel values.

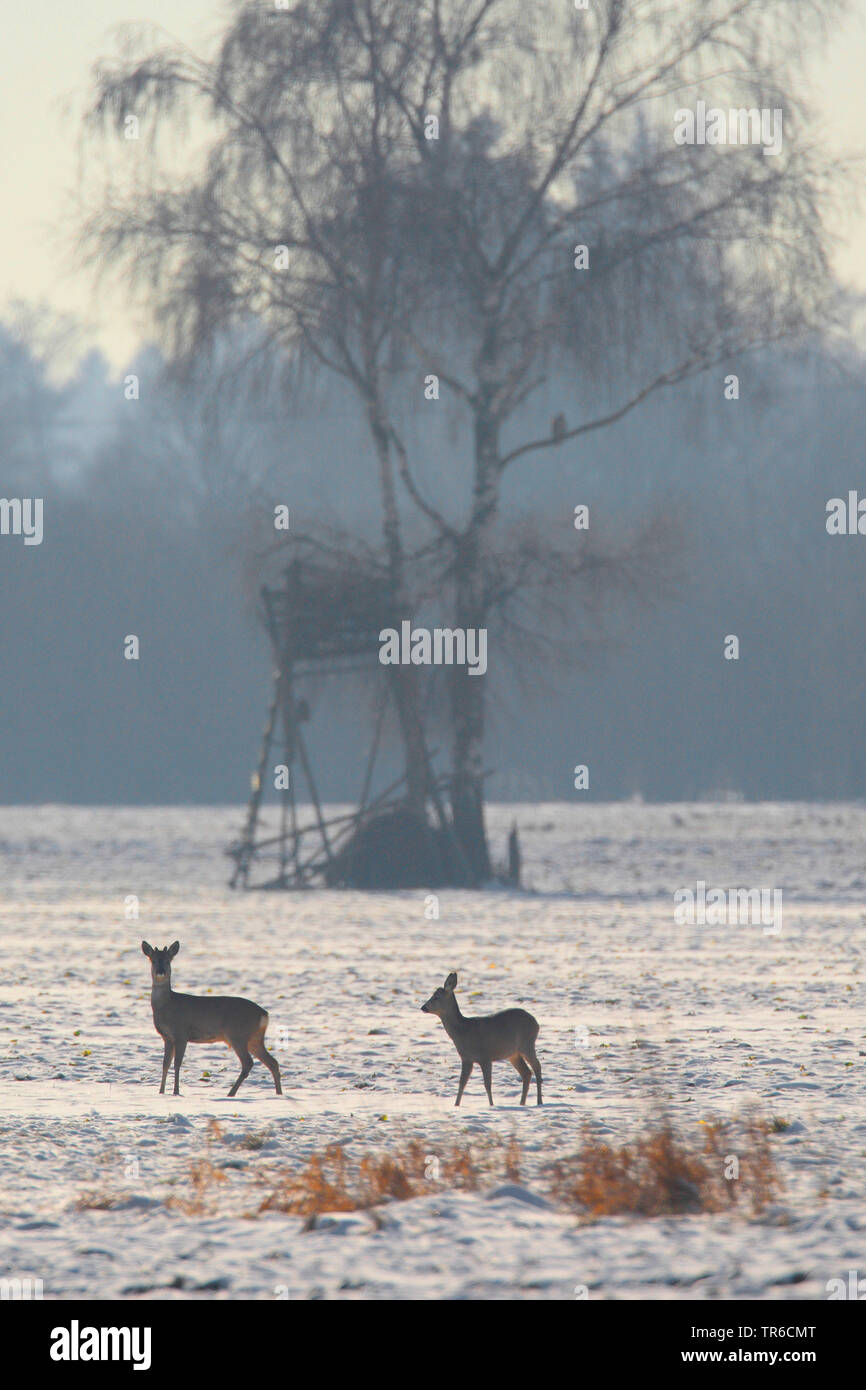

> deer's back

[
  {"left": 462, "top": 1007, "right": 539, "bottom": 1061},
  {"left": 154, "top": 991, "right": 266, "bottom": 1043}
]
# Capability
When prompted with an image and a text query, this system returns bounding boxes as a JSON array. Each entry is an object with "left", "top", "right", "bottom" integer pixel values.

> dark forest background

[{"left": 2, "top": 315, "right": 864, "bottom": 806}]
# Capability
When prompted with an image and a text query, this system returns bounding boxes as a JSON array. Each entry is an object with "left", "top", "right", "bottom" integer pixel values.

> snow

[{"left": 1, "top": 802, "right": 864, "bottom": 1299}]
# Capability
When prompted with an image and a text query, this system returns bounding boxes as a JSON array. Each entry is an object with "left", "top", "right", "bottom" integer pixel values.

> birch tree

[{"left": 355, "top": 0, "right": 845, "bottom": 874}]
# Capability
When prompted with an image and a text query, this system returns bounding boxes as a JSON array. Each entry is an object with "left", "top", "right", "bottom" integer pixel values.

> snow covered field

[{"left": 1, "top": 802, "right": 865, "bottom": 1300}]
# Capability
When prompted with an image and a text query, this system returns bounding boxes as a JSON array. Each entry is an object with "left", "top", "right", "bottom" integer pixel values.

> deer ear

[
  {"left": 168, "top": 941, "right": 180, "bottom": 958},
  {"left": 141, "top": 941, "right": 153, "bottom": 958},
  {"left": 444, "top": 972, "right": 457, "bottom": 990}
]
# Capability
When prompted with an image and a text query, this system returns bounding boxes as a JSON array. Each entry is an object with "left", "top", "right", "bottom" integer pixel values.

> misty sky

[{"left": 1, "top": 1, "right": 865, "bottom": 373}]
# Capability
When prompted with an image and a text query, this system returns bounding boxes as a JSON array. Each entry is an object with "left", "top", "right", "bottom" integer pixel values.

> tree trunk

[
  {"left": 450, "top": 652, "right": 490, "bottom": 880},
  {"left": 390, "top": 665, "right": 430, "bottom": 814},
  {"left": 449, "top": 400, "right": 499, "bottom": 881},
  {"left": 367, "top": 398, "right": 429, "bottom": 815}
]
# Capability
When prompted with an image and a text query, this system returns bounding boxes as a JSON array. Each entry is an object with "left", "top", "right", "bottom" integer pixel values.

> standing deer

[
  {"left": 141, "top": 941, "right": 282, "bottom": 1097},
  {"left": 421, "top": 972, "right": 542, "bottom": 1106}
]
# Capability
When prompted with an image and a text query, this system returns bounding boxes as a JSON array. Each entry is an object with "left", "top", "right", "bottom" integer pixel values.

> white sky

[{"left": 1, "top": 0, "right": 864, "bottom": 370}]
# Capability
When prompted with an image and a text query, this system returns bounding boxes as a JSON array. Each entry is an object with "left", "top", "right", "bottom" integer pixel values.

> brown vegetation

[
  {"left": 73, "top": 1113, "right": 781, "bottom": 1222},
  {"left": 258, "top": 1138, "right": 507, "bottom": 1216},
  {"left": 548, "top": 1113, "right": 782, "bottom": 1218},
  {"left": 258, "top": 1114, "right": 780, "bottom": 1220}
]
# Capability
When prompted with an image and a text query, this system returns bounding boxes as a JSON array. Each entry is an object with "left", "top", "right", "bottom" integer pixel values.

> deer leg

[
  {"left": 159, "top": 1037, "right": 173, "bottom": 1095},
  {"left": 512, "top": 1055, "right": 531, "bottom": 1105},
  {"left": 172, "top": 1038, "right": 187, "bottom": 1097},
  {"left": 524, "top": 1046, "right": 543, "bottom": 1106},
  {"left": 455, "top": 1060, "right": 473, "bottom": 1106},
  {"left": 480, "top": 1059, "right": 494, "bottom": 1107},
  {"left": 228, "top": 1044, "right": 254, "bottom": 1097},
  {"left": 250, "top": 1034, "right": 282, "bottom": 1095}
]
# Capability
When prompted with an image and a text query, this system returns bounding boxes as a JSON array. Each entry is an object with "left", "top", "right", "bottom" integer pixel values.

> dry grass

[
  {"left": 258, "top": 1136, "right": 516, "bottom": 1216},
  {"left": 77, "top": 1120, "right": 233, "bottom": 1215},
  {"left": 165, "top": 1159, "right": 228, "bottom": 1215},
  {"left": 164, "top": 1118, "right": 230, "bottom": 1213},
  {"left": 700, "top": 1111, "right": 783, "bottom": 1214},
  {"left": 73, "top": 1190, "right": 134, "bottom": 1212},
  {"left": 257, "top": 1112, "right": 781, "bottom": 1221},
  {"left": 547, "top": 1112, "right": 782, "bottom": 1218},
  {"left": 72, "top": 1113, "right": 782, "bottom": 1223},
  {"left": 76, "top": 1157, "right": 230, "bottom": 1215}
]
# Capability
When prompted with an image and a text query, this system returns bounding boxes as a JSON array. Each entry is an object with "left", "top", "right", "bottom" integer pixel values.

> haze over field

[{"left": 3, "top": 333, "right": 866, "bottom": 806}]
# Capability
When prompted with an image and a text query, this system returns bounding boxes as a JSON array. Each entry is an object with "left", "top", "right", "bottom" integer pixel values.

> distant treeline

[{"left": 2, "top": 318, "right": 865, "bottom": 804}]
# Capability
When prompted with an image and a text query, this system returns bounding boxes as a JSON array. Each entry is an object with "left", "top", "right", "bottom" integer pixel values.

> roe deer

[
  {"left": 141, "top": 941, "right": 282, "bottom": 1097},
  {"left": 421, "top": 972, "right": 542, "bottom": 1107}
]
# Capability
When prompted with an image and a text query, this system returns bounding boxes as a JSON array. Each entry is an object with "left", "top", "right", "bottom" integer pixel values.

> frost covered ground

[{"left": 1, "top": 801, "right": 865, "bottom": 1300}]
